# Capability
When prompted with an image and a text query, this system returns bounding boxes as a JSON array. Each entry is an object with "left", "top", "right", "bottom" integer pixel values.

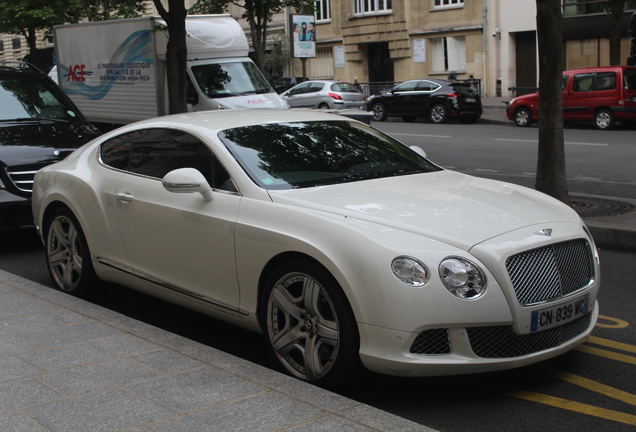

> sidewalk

[{"left": 0, "top": 269, "right": 437, "bottom": 432}]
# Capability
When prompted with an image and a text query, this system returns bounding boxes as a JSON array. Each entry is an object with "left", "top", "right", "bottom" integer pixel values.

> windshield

[
  {"left": 191, "top": 61, "right": 272, "bottom": 98},
  {"left": 219, "top": 120, "right": 442, "bottom": 190},
  {"left": 0, "top": 73, "right": 79, "bottom": 121}
]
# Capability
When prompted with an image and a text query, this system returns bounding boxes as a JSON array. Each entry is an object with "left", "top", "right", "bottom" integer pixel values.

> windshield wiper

[{"left": 1, "top": 117, "right": 70, "bottom": 123}]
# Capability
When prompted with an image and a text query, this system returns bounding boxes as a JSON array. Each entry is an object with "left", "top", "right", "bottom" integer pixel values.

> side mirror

[
  {"left": 410, "top": 145, "right": 427, "bottom": 158},
  {"left": 162, "top": 168, "right": 213, "bottom": 202}
]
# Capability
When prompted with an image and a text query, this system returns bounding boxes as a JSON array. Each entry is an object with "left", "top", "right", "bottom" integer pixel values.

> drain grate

[{"left": 571, "top": 195, "right": 636, "bottom": 218}]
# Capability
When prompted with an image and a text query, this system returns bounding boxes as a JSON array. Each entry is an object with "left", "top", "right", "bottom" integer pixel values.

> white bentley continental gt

[{"left": 32, "top": 109, "right": 600, "bottom": 384}]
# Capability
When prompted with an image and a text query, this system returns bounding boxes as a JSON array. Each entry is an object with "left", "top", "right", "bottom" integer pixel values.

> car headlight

[
  {"left": 391, "top": 256, "right": 430, "bottom": 287},
  {"left": 438, "top": 257, "right": 486, "bottom": 299}
]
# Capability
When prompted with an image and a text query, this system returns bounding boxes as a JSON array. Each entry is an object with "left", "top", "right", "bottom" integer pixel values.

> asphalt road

[
  {"left": 372, "top": 119, "right": 636, "bottom": 200},
  {"left": 2, "top": 120, "right": 635, "bottom": 431}
]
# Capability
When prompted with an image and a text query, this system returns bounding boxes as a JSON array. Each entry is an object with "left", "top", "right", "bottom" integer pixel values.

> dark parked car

[
  {"left": 0, "top": 61, "right": 102, "bottom": 230},
  {"left": 271, "top": 76, "right": 308, "bottom": 94},
  {"left": 367, "top": 79, "right": 482, "bottom": 124}
]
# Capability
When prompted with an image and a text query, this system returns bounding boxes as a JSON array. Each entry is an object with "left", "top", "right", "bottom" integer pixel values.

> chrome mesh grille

[
  {"left": 506, "top": 239, "right": 593, "bottom": 306},
  {"left": 410, "top": 329, "right": 451, "bottom": 355},
  {"left": 467, "top": 313, "right": 591, "bottom": 358}
]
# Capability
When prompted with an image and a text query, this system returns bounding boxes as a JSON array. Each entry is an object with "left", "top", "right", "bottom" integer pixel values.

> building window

[
  {"left": 431, "top": 36, "right": 466, "bottom": 72},
  {"left": 433, "top": 0, "right": 464, "bottom": 9},
  {"left": 316, "top": 0, "right": 331, "bottom": 21},
  {"left": 563, "top": 0, "right": 636, "bottom": 16},
  {"left": 12, "top": 38, "right": 21, "bottom": 50},
  {"left": 353, "top": 0, "right": 392, "bottom": 16}
]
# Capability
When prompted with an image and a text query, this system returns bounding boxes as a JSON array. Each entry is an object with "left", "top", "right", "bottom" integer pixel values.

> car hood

[
  {"left": 268, "top": 170, "right": 580, "bottom": 251},
  {"left": 0, "top": 122, "right": 101, "bottom": 166}
]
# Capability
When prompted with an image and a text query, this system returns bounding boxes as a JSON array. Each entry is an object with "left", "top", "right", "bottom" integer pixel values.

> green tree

[
  {"left": 0, "top": 0, "right": 147, "bottom": 54},
  {"left": 535, "top": 0, "right": 570, "bottom": 205},
  {"left": 606, "top": 0, "right": 628, "bottom": 65},
  {"left": 153, "top": 0, "right": 188, "bottom": 115},
  {"left": 0, "top": 0, "right": 83, "bottom": 53},
  {"left": 189, "top": 0, "right": 312, "bottom": 73}
]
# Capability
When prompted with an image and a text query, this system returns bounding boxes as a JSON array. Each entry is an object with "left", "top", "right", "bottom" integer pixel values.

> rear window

[
  {"left": 330, "top": 82, "right": 359, "bottom": 93},
  {"left": 594, "top": 72, "right": 616, "bottom": 91},
  {"left": 450, "top": 83, "right": 478, "bottom": 95},
  {"left": 625, "top": 69, "right": 636, "bottom": 90}
]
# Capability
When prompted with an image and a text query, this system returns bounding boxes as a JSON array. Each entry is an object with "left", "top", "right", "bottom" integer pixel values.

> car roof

[
  {"left": 563, "top": 65, "right": 636, "bottom": 74},
  {"left": 113, "top": 109, "right": 354, "bottom": 135}
]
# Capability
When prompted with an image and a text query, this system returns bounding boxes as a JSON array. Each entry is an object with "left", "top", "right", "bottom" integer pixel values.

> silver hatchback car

[{"left": 282, "top": 80, "right": 366, "bottom": 110}]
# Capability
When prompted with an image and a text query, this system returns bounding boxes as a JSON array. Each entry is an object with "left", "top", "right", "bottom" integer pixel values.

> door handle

[{"left": 117, "top": 192, "right": 133, "bottom": 203}]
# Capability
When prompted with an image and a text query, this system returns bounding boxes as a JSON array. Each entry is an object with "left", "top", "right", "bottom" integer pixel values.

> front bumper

[
  {"left": 0, "top": 190, "right": 33, "bottom": 230},
  {"left": 358, "top": 300, "right": 598, "bottom": 377}
]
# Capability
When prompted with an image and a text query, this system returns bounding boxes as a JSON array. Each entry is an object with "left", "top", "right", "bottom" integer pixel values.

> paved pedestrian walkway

[{"left": 0, "top": 269, "right": 437, "bottom": 432}]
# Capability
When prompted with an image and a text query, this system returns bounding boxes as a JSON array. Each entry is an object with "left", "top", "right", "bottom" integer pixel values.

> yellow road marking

[
  {"left": 546, "top": 369, "right": 636, "bottom": 406},
  {"left": 596, "top": 315, "right": 630, "bottom": 329},
  {"left": 588, "top": 336, "right": 636, "bottom": 354},
  {"left": 503, "top": 390, "right": 636, "bottom": 426},
  {"left": 576, "top": 345, "right": 636, "bottom": 365}
]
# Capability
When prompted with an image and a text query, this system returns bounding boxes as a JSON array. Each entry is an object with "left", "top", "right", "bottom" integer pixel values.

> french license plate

[
  {"left": 530, "top": 294, "right": 589, "bottom": 332},
  {"left": 465, "top": 97, "right": 476, "bottom": 103}
]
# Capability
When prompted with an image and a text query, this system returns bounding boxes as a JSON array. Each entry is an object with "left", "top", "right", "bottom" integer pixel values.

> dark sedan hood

[{"left": 0, "top": 121, "right": 101, "bottom": 166}]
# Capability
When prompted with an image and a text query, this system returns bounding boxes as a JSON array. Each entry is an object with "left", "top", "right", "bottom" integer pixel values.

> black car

[
  {"left": 271, "top": 76, "right": 308, "bottom": 94},
  {"left": 367, "top": 79, "right": 482, "bottom": 124},
  {"left": 0, "top": 61, "right": 102, "bottom": 230}
]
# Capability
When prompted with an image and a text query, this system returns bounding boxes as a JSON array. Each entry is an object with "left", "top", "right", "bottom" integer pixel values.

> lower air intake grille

[
  {"left": 467, "top": 313, "right": 591, "bottom": 358},
  {"left": 410, "top": 328, "right": 451, "bottom": 355}
]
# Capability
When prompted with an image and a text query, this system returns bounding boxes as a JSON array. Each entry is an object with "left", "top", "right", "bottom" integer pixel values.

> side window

[
  {"left": 594, "top": 72, "right": 616, "bottom": 91},
  {"left": 417, "top": 81, "right": 440, "bottom": 92},
  {"left": 394, "top": 81, "right": 419, "bottom": 92},
  {"left": 308, "top": 82, "right": 325, "bottom": 93},
  {"left": 572, "top": 73, "right": 594, "bottom": 92},
  {"left": 288, "top": 82, "right": 309, "bottom": 95},
  {"left": 100, "top": 129, "right": 235, "bottom": 191}
]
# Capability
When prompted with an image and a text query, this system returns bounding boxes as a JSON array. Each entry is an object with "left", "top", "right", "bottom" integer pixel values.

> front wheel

[
  {"left": 594, "top": 109, "right": 615, "bottom": 130},
  {"left": 514, "top": 107, "right": 533, "bottom": 127},
  {"left": 261, "top": 259, "right": 360, "bottom": 385},
  {"left": 44, "top": 207, "right": 97, "bottom": 295},
  {"left": 371, "top": 103, "right": 387, "bottom": 121},
  {"left": 429, "top": 104, "right": 448, "bottom": 124}
]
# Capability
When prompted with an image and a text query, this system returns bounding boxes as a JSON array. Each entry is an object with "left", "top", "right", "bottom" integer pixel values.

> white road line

[{"left": 494, "top": 138, "right": 609, "bottom": 147}]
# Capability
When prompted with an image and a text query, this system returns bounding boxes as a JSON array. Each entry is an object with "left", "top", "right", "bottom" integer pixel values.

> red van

[{"left": 507, "top": 65, "right": 636, "bottom": 130}]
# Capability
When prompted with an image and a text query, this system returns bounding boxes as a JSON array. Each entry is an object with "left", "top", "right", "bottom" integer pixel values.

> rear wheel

[
  {"left": 44, "top": 207, "right": 97, "bottom": 295},
  {"left": 429, "top": 104, "right": 448, "bottom": 124},
  {"left": 261, "top": 259, "right": 360, "bottom": 385},
  {"left": 318, "top": 102, "right": 330, "bottom": 109},
  {"left": 514, "top": 107, "right": 533, "bottom": 127},
  {"left": 594, "top": 109, "right": 615, "bottom": 130},
  {"left": 371, "top": 102, "right": 387, "bottom": 121}
]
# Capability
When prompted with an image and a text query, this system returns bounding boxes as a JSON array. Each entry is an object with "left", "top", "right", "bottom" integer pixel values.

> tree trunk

[
  {"left": 608, "top": 0, "right": 627, "bottom": 66},
  {"left": 244, "top": 0, "right": 267, "bottom": 73},
  {"left": 535, "top": 0, "right": 571, "bottom": 206},
  {"left": 153, "top": 0, "right": 188, "bottom": 115}
]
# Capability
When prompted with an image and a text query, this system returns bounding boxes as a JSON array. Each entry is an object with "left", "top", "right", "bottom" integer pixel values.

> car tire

[
  {"left": 514, "top": 107, "right": 533, "bottom": 127},
  {"left": 429, "top": 104, "right": 448, "bottom": 124},
  {"left": 402, "top": 116, "right": 417, "bottom": 122},
  {"left": 371, "top": 103, "right": 387, "bottom": 121},
  {"left": 318, "top": 102, "right": 330, "bottom": 109},
  {"left": 260, "top": 259, "right": 360, "bottom": 385},
  {"left": 44, "top": 207, "right": 97, "bottom": 295},
  {"left": 594, "top": 109, "right": 615, "bottom": 130}
]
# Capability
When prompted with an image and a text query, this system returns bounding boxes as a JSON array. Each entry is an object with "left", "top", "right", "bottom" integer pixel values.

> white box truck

[{"left": 53, "top": 15, "right": 287, "bottom": 126}]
